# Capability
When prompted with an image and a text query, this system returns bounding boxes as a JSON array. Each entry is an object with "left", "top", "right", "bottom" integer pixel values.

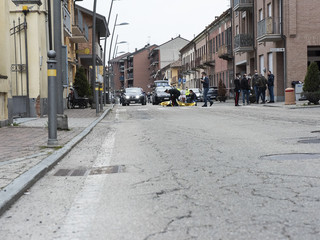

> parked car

[
  {"left": 152, "top": 86, "right": 173, "bottom": 105},
  {"left": 189, "top": 88, "right": 203, "bottom": 101},
  {"left": 121, "top": 87, "right": 147, "bottom": 106},
  {"left": 207, "top": 87, "right": 218, "bottom": 101}
]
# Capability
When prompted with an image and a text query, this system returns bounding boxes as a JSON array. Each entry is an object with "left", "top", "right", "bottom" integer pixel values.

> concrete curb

[{"left": 0, "top": 107, "right": 112, "bottom": 216}]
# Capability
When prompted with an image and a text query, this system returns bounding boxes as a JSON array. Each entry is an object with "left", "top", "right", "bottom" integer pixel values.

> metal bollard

[{"left": 47, "top": 50, "right": 59, "bottom": 146}]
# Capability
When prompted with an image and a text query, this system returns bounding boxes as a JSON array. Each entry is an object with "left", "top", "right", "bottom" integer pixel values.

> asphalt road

[{"left": 1, "top": 103, "right": 320, "bottom": 240}]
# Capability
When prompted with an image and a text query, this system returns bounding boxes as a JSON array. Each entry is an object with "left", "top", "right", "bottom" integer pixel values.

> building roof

[
  {"left": 170, "top": 59, "right": 182, "bottom": 68},
  {"left": 109, "top": 52, "right": 132, "bottom": 63},
  {"left": 75, "top": 4, "right": 110, "bottom": 37},
  {"left": 155, "top": 35, "right": 190, "bottom": 50}
]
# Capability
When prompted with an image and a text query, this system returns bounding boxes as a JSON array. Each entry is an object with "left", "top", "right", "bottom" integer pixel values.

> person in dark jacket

[
  {"left": 187, "top": 89, "right": 197, "bottom": 105},
  {"left": 200, "top": 72, "right": 213, "bottom": 107},
  {"left": 267, "top": 70, "right": 275, "bottom": 103},
  {"left": 252, "top": 70, "right": 260, "bottom": 103},
  {"left": 234, "top": 74, "right": 241, "bottom": 106},
  {"left": 258, "top": 74, "right": 268, "bottom": 104},
  {"left": 240, "top": 74, "right": 250, "bottom": 105},
  {"left": 165, "top": 88, "right": 180, "bottom": 106}
]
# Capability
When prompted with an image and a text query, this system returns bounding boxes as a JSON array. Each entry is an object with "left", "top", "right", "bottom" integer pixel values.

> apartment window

[
  {"left": 267, "top": 3, "right": 272, "bottom": 17},
  {"left": 259, "top": 55, "right": 265, "bottom": 75},
  {"left": 218, "top": 34, "right": 221, "bottom": 47},
  {"left": 212, "top": 39, "right": 215, "bottom": 53},
  {"left": 268, "top": 53, "right": 273, "bottom": 73},
  {"left": 216, "top": 36, "right": 218, "bottom": 50},
  {"left": 259, "top": 9, "right": 263, "bottom": 21},
  {"left": 222, "top": 31, "right": 224, "bottom": 45}
]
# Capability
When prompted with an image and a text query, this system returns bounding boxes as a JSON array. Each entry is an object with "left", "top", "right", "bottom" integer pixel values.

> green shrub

[
  {"left": 303, "top": 62, "right": 320, "bottom": 92},
  {"left": 304, "top": 91, "right": 320, "bottom": 105},
  {"left": 74, "top": 67, "right": 91, "bottom": 97}
]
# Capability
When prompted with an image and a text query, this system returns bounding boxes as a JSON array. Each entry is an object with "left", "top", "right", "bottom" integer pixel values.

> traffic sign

[{"left": 270, "top": 48, "right": 285, "bottom": 52}]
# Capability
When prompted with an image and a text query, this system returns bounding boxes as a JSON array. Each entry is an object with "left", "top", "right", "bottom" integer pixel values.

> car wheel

[{"left": 122, "top": 102, "right": 126, "bottom": 106}]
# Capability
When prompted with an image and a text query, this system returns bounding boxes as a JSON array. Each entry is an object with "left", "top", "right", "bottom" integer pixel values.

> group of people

[
  {"left": 234, "top": 70, "right": 274, "bottom": 106},
  {"left": 164, "top": 71, "right": 213, "bottom": 107},
  {"left": 164, "top": 87, "right": 197, "bottom": 106}
]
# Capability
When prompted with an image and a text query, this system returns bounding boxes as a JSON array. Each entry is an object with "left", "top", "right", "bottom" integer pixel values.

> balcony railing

[
  {"left": 257, "top": 17, "right": 282, "bottom": 42},
  {"left": 70, "top": 9, "right": 88, "bottom": 43},
  {"left": 234, "top": 34, "right": 254, "bottom": 52},
  {"left": 63, "top": 5, "right": 72, "bottom": 37},
  {"left": 233, "top": 0, "right": 253, "bottom": 11},
  {"left": 218, "top": 44, "right": 233, "bottom": 60}
]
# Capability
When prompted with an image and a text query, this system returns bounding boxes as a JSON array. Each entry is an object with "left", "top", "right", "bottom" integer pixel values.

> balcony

[
  {"left": 257, "top": 17, "right": 282, "bottom": 42},
  {"left": 234, "top": 34, "right": 254, "bottom": 53},
  {"left": 70, "top": 10, "right": 89, "bottom": 43},
  {"left": 63, "top": 5, "right": 72, "bottom": 37},
  {"left": 233, "top": 0, "right": 253, "bottom": 12},
  {"left": 195, "top": 56, "right": 208, "bottom": 69},
  {"left": 218, "top": 44, "right": 233, "bottom": 60}
]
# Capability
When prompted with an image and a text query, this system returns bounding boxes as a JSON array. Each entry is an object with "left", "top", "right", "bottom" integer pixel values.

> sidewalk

[{"left": 0, "top": 105, "right": 113, "bottom": 215}]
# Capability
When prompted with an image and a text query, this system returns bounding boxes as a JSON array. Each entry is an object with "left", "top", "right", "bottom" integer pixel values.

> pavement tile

[{"left": 0, "top": 106, "right": 112, "bottom": 192}]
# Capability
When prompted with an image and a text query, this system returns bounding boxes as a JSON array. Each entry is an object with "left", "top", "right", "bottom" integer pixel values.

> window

[
  {"left": 222, "top": 31, "right": 224, "bottom": 45},
  {"left": 268, "top": 53, "right": 273, "bottom": 73},
  {"left": 216, "top": 36, "right": 218, "bottom": 50},
  {"left": 267, "top": 3, "right": 272, "bottom": 18},
  {"left": 259, "top": 55, "right": 265, "bottom": 75},
  {"left": 212, "top": 38, "right": 215, "bottom": 53},
  {"left": 259, "top": 9, "right": 263, "bottom": 21}
]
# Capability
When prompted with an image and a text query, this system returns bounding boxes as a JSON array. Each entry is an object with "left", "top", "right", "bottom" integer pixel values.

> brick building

[
  {"left": 231, "top": 0, "right": 320, "bottom": 101},
  {"left": 110, "top": 44, "right": 157, "bottom": 93},
  {"left": 181, "top": 9, "right": 233, "bottom": 95}
]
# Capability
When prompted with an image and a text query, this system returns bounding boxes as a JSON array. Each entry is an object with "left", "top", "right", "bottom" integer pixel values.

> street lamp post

[
  {"left": 102, "top": 0, "right": 119, "bottom": 106},
  {"left": 92, "top": 0, "right": 99, "bottom": 115},
  {"left": 107, "top": 17, "right": 129, "bottom": 103},
  {"left": 112, "top": 38, "right": 127, "bottom": 58}
]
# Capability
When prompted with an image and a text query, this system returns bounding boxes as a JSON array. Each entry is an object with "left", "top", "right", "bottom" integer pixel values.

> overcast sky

[{"left": 77, "top": 0, "right": 230, "bottom": 57}]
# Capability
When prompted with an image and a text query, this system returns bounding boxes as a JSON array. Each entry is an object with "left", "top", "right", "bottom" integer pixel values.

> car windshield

[
  {"left": 190, "top": 89, "right": 200, "bottom": 93},
  {"left": 156, "top": 86, "right": 171, "bottom": 93},
  {"left": 126, "top": 88, "right": 141, "bottom": 93}
]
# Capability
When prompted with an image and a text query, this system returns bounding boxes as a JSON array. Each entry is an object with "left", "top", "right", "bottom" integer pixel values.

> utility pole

[
  {"left": 53, "top": 0, "right": 68, "bottom": 129},
  {"left": 53, "top": 0, "right": 63, "bottom": 115}
]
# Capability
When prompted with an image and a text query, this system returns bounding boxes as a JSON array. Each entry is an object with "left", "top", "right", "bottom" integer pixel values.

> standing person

[
  {"left": 267, "top": 70, "right": 275, "bottom": 103},
  {"left": 164, "top": 88, "right": 180, "bottom": 106},
  {"left": 240, "top": 74, "right": 250, "bottom": 105},
  {"left": 234, "top": 74, "right": 241, "bottom": 106},
  {"left": 200, "top": 72, "right": 213, "bottom": 107},
  {"left": 252, "top": 70, "right": 260, "bottom": 104},
  {"left": 258, "top": 74, "right": 268, "bottom": 104}
]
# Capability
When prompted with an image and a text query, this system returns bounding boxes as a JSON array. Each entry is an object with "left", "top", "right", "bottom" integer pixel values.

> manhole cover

[
  {"left": 261, "top": 153, "right": 320, "bottom": 161},
  {"left": 54, "top": 165, "right": 124, "bottom": 177},
  {"left": 298, "top": 138, "right": 320, "bottom": 144}
]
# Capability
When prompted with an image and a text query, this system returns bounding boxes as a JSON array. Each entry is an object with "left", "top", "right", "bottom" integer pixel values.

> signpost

[{"left": 270, "top": 48, "right": 285, "bottom": 52}]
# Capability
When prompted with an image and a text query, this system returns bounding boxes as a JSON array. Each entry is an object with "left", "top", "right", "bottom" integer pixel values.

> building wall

[
  {"left": 0, "top": 0, "right": 11, "bottom": 126},
  {"left": 285, "top": 0, "right": 320, "bottom": 87},
  {"left": 8, "top": 2, "right": 48, "bottom": 118},
  {"left": 158, "top": 37, "right": 189, "bottom": 69},
  {"left": 133, "top": 46, "right": 157, "bottom": 92}
]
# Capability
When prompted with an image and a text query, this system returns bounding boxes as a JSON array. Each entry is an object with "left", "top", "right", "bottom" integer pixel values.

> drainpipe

[
  {"left": 22, "top": 7, "right": 30, "bottom": 117},
  {"left": 48, "top": 0, "right": 52, "bottom": 50},
  {"left": 253, "top": 0, "right": 257, "bottom": 72},
  {"left": 280, "top": 0, "right": 287, "bottom": 92}
]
